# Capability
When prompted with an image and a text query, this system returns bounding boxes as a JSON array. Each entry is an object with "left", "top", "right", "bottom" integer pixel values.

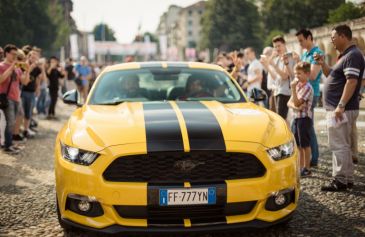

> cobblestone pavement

[{"left": 0, "top": 104, "right": 364, "bottom": 237}]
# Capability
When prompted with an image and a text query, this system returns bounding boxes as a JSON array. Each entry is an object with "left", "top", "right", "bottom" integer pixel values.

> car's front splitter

[{"left": 61, "top": 211, "right": 295, "bottom": 234}]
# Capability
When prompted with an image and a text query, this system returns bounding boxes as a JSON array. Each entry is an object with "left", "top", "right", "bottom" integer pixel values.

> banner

[
  {"left": 88, "top": 34, "right": 96, "bottom": 61},
  {"left": 69, "top": 34, "right": 79, "bottom": 60}
]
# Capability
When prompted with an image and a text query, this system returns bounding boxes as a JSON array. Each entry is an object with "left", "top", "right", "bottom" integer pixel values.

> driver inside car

[
  {"left": 178, "top": 76, "right": 212, "bottom": 100},
  {"left": 120, "top": 74, "right": 145, "bottom": 98}
]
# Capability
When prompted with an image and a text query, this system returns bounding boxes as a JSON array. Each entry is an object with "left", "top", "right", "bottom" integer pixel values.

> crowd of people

[
  {"left": 0, "top": 44, "right": 101, "bottom": 155},
  {"left": 217, "top": 24, "right": 365, "bottom": 191},
  {"left": 1, "top": 24, "right": 364, "bottom": 192}
]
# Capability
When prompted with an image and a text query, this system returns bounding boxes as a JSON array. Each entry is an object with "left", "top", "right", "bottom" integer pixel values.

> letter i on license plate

[{"left": 159, "top": 187, "right": 216, "bottom": 206}]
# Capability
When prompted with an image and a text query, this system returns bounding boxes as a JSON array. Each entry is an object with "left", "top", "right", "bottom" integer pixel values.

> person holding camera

[
  {"left": 268, "top": 36, "right": 295, "bottom": 120},
  {"left": 0, "top": 44, "right": 30, "bottom": 153},
  {"left": 244, "top": 47, "right": 264, "bottom": 100},
  {"left": 315, "top": 25, "right": 364, "bottom": 192},
  {"left": 20, "top": 48, "right": 45, "bottom": 138},
  {"left": 47, "top": 56, "right": 65, "bottom": 120}
]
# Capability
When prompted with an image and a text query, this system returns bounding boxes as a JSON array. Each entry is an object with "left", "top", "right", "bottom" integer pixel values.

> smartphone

[{"left": 284, "top": 52, "right": 293, "bottom": 57}]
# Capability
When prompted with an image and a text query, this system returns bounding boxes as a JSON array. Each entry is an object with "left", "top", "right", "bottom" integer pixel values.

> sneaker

[
  {"left": 27, "top": 129, "right": 36, "bottom": 136},
  {"left": 321, "top": 179, "right": 347, "bottom": 192},
  {"left": 30, "top": 118, "right": 38, "bottom": 128},
  {"left": 23, "top": 130, "right": 35, "bottom": 139},
  {"left": 300, "top": 168, "right": 312, "bottom": 177},
  {"left": 13, "top": 134, "right": 26, "bottom": 142},
  {"left": 3, "top": 146, "right": 20, "bottom": 154},
  {"left": 347, "top": 182, "right": 354, "bottom": 189},
  {"left": 310, "top": 162, "right": 318, "bottom": 168}
]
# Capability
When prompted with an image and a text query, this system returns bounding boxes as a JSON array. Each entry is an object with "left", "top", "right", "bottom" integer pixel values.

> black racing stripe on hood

[
  {"left": 143, "top": 102, "right": 184, "bottom": 152},
  {"left": 176, "top": 102, "right": 226, "bottom": 151}
]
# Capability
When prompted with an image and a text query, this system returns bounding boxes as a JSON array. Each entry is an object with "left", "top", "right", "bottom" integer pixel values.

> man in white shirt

[{"left": 244, "top": 47, "right": 263, "bottom": 98}]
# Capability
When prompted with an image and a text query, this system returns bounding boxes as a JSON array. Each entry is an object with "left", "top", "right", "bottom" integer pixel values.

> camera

[{"left": 284, "top": 52, "right": 293, "bottom": 57}]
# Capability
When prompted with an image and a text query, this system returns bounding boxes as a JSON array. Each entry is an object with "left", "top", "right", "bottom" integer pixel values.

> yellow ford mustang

[{"left": 55, "top": 62, "right": 299, "bottom": 234}]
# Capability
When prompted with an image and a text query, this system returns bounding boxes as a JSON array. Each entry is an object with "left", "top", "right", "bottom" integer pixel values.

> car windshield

[{"left": 89, "top": 68, "right": 245, "bottom": 105}]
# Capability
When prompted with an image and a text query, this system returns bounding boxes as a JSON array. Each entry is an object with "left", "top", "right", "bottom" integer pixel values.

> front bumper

[
  {"left": 55, "top": 141, "right": 299, "bottom": 231},
  {"left": 60, "top": 211, "right": 295, "bottom": 234}
]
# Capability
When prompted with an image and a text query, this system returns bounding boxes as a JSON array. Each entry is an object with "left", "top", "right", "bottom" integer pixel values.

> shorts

[
  {"left": 293, "top": 117, "right": 311, "bottom": 148},
  {"left": 81, "top": 79, "right": 89, "bottom": 87}
]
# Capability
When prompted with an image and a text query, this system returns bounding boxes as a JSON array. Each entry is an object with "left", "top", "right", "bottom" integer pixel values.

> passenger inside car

[{"left": 179, "top": 75, "right": 213, "bottom": 99}]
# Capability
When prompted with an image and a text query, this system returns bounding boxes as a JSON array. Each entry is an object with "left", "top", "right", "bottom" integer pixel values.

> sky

[{"left": 71, "top": 0, "right": 201, "bottom": 43}]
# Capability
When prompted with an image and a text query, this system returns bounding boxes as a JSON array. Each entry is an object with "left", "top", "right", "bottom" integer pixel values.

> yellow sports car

[{"left": 55, "top": 62, "right": 299, "bottom": 234}]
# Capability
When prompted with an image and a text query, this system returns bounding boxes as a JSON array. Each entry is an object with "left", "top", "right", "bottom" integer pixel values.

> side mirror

[
  {"left": 250, "top": 88, "right": 267, "bottom": 102},
  {"left": 63, "top": 89, "right": 83, "bottom": 107}
]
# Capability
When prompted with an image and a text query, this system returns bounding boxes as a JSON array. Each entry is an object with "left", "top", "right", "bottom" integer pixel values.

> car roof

[{"left": 102, "top": 61, "right": 225, "bottom": 73}]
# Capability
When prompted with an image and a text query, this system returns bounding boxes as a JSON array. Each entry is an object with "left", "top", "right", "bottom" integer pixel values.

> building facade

[{"left": 156, "top": 1, "right": 206, "bottom": 61}]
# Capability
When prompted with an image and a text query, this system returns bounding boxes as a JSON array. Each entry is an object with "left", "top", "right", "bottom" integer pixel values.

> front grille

[
  {"left": 114, "top": 201, "right": 257, "bottom": 219},
  {"left": 103, "top": 152, "right": 266, "bottom": 183}
]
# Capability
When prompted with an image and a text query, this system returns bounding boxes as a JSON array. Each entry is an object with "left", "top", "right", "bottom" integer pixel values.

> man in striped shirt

[{"left": 316, "top": 25, "right": 364, "bottom": 192}]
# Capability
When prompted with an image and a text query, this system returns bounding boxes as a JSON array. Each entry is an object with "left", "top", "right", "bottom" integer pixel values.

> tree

[
  {"left": 264, "top": 29, "right": 285, "bottom": 47},
  {"left": 133, "top": 32, "right": 158, "bottom": 43},
  {"left": 93, "top": 23, "right": 116, "bottom": 41},
  {"left": 200, "top": 0, "right": 263, "bottom": 52},
  {"left": 0, "top": 0, "right": 56, "bottom": 50},
  {"left": 261, "top": 0, "right": 345, "bottom": 34},
  {"left": 328, "top": 2, "right": 365, "bottom": 24},
  {"left": 0, "top": 0, "right": 73, "bottom": 55}
]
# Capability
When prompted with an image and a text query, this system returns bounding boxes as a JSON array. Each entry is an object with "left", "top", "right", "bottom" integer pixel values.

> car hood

[{"left": 66, "top": 101, "right": 290, "bottom": 152}]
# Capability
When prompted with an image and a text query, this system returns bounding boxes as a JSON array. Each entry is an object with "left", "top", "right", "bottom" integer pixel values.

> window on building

[
  {"left": 188, "top": 10, "right": 193, "bottom": 16},
  {"left": 188, "top": 31, "right": 193, "bottom": 36}
]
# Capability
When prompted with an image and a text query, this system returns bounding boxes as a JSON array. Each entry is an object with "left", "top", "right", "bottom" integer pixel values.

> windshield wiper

[{"left": 96, "top": 99, "right": 128, "bottom": 105}]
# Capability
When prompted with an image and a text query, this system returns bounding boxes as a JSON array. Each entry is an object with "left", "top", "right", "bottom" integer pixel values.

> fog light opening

[
  {"left": 78, "top": 200, "right": 91, "bottom": 212},
  {"left": 274, "top": 193, "right": 286, "bottom": 206}
]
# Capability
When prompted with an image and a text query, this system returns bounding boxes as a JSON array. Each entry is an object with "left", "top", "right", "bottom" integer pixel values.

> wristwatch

[{"left": 338, "top": 102, "right": 346, "bottom": 108}]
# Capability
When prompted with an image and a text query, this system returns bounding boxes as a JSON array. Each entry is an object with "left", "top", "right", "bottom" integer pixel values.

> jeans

[
  {"left": 309, "top": 95, "right": 320, "bottom": 165},
  {"left": 36, "top": 88, "right": 47, "bottom": 115},
  {"left": 49, "top": 89, "right": 58, "bottom": 116},
  {"left": 4, "top": 100, "right": 19, "bottom": 148},
  {"left": 275, "top": 94, "right": 290, "bottom": 120},
  {"left": 21, "top": 91, "right": 36, "bottom": 120}
]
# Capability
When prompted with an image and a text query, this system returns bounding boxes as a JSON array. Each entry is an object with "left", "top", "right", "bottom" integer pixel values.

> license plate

[{"left": 159, "top": 187, "right": 216, "bottom": 206}]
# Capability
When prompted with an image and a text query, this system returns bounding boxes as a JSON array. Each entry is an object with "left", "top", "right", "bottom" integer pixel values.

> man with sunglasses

[{"left": 0, "top": 44, "right": 30, "bottom": 153}]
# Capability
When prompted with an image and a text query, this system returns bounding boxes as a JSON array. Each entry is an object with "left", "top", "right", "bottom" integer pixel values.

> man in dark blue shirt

[{"left": 315, "top": 25, "right": 364, "bottom": 192}]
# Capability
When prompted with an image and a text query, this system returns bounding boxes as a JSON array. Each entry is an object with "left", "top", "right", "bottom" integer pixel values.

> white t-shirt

[
  {"left": 266, "top": 65, "right": 277, "bottom": 91},
  {"left": 272, "top": 56, "right": 294, "bottom": 96},
  {"left": 247, "top": 59, "right": 263, "bottom": 92}
]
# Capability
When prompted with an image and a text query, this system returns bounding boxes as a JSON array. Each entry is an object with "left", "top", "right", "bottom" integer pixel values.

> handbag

[{"left": 0, "top": 75, "right": 14, "bottom": 110}]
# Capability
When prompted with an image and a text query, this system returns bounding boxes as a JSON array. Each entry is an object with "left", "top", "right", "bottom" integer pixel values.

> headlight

[
  {"left": 267, "top": 140, "right": 295, "bottom": 161},
  {"left": 60, "top": 143, "right": 99, "bottom": 165}
]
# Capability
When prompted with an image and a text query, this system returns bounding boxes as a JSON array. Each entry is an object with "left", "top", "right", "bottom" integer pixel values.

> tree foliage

[
  {"left": 0, "top": 0, "right": 72, "bottom": 54},
  {"left": 92, "top": 23, "right": 116, "bottom": 41},
  {"left": 261, "top": 0, "right": 345, "bottom": 34},
  {"left": 200, "top": 0, "right": 263, "bottom": 52},
  {"left": 328, "top": 2, "right": 365, "bottom": 24}
]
